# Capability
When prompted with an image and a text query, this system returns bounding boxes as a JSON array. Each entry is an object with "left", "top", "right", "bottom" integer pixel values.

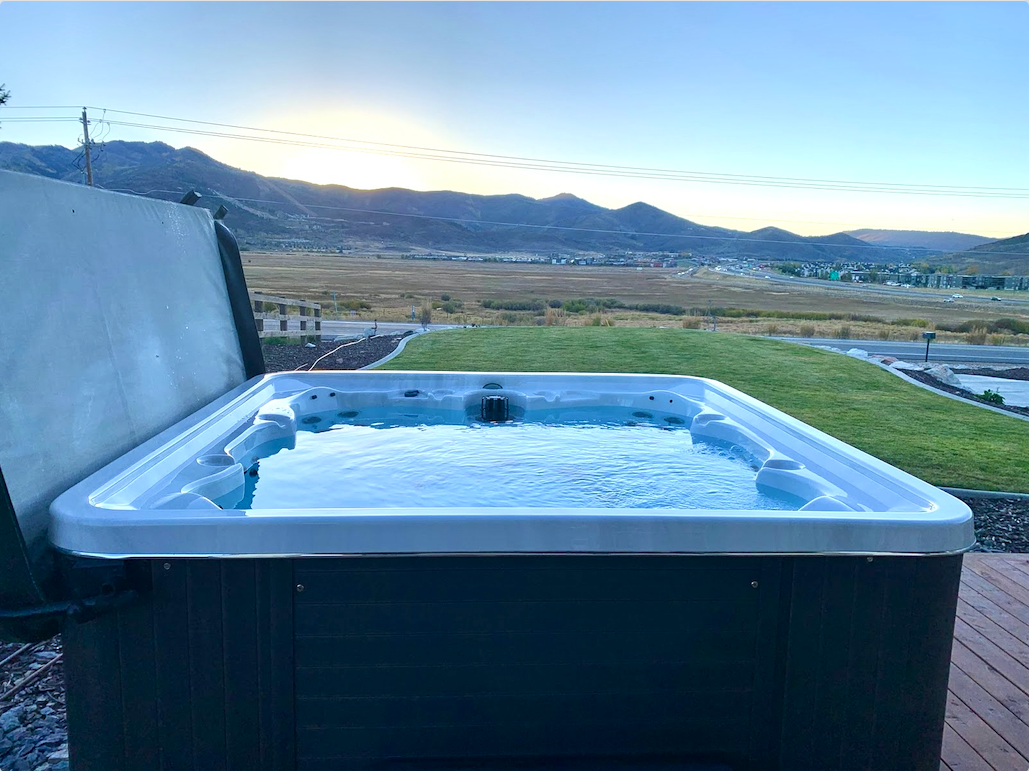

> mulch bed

[
  {"left": 902, "top": 369, "right": 1029, "bottom": 417},
  {"left": 261, "top": 333, "right": 408, "bottom": 373}
]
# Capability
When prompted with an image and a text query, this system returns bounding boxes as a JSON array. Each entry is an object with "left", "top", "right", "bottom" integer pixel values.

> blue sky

[{"left": 1, "top": 1, "right": 1026, "bottom": 237}]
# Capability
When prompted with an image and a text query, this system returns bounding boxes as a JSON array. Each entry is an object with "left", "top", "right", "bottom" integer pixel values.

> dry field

[{"left": 241, "top": 252, "right": 1029, "bottom": 344}]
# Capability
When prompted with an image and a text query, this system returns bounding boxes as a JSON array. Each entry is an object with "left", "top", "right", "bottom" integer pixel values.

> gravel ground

[
  {"left": 0, "top": 637, "right": 67, "bottom": 771},
  {"left": 903, "top": 369, "right": 1029, "bottom": 417},
  {"left": 261, "top": 333, "right": 408, "bottom": 373},
  {"left": 964, "top": 496, "right": 1029, "bottom": 553}
]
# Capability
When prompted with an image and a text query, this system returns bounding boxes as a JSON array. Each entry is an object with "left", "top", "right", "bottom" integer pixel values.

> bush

[
  {"left": 588, "top": 314, "right": 615, "bottom": 327},
  {"left": 419, "top": 305, "right": 432, "bottom": 328},
  {"left": 685, "top": 307, "right": 886, "bottom": 324},
  {"left": 440, "top": 293, "right": 451, "bottom": 302},
  {"left": 893, "top": 318, "right": 929, "bottom": 328},
  {"left": 341, "top": 299, "right": 371, "bottom": 311},
  {"left": 765, "top": 323, "right": 780, "bottom": 336},
  {"left": 799, "top": 323, "right": 816, "bottom": 337},
  {"left": 966, "top": 327, "right": 988, "bottom": 345},
  {"left": 937, "top": 318, "right": 1029, "bottom": 336},
  {"left": 562, "top": 298, "right": 624, "bottom": 315},
  {"left": 544, "top": 307, "right": 565, "bottom": 326},
  {"left": 988, "top": 334, "right": 1006, "bottom": 346},
  {"left": 548, "top": 299, "right": 563, "bottom": 308},
  {"left": 630, "top": 303, "right": 686, "bottom": 316},
  {"left": 834, "top": 326, "right": 852, "bottom": 339},
  {"left": 440, "top": 301, "right": 461, "bottom": 315},
  {"left": 481, "top": 299, "right": 547, "bottom": 312},
  {"left": 876, "top": 328, "right": 892, "bottom": 341},
  {"left": 681, "top": 317, "right": 701, "bottom": 330},
  {"left": 980, "top": 389, "right": 1005, "bottom": 405}
]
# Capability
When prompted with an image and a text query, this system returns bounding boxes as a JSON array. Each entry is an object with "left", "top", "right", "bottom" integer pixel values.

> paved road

[
  {"left": 273, "top": 320, "right": 463, "bottom": 337},
  {"left": 699, "top": 267, "right": 1029, "bottom": 308},
  {"left": 778, "top": 337, "right": 1029, "bottom": 365}
]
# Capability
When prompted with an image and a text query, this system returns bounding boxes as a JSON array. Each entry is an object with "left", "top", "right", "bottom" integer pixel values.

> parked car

[
  {"left": 991, "top": 296, "right": 1002, "bottom": 301},
  {"left": 944, "top": 298, "right": 955, "bottom": 303},
  {"left": 951, "top": 293, "right": 964, "bottom": 298}
]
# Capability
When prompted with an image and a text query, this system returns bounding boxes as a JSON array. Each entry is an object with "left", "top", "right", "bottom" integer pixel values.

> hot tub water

[{"left": 221, "top": 408, "right": 802, "bottom": 511}]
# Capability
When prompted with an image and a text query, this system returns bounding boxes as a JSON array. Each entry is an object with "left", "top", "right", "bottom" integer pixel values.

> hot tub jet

[{"left": 481, "top": 395, "right": 510, "bottom": 422}]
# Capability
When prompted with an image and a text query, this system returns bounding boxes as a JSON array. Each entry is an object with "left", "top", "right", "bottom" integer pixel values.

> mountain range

[
  {"left": 0, "top": 139, "right": 1021, "bottom": 266},
  {"left": 843, "top": 228, "right": 993, "bottom": 253}
]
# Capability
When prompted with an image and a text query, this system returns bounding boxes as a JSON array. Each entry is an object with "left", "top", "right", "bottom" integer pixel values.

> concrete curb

[
  {"left": 942, "top": 487, "right": 1029, "bottom": 501},
  {"left": 360, "top": 329, "right": 428, "bottom": 370},
  {"left": 875, "top": 362, "right": 1029, "bottom": 423}
]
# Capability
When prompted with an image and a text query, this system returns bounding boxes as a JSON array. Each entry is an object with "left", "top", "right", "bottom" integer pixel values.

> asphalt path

[
  {"left": 778, "top": 337, "right": 1029, "bottom": 365},
  {"left": 273, "top": 319, "right": 463, "bottom": 337}
]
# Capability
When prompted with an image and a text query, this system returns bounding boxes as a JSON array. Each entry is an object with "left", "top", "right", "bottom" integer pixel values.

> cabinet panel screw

[
  {"left": 163, "top": 563, "right": 171, "bottom": 570},
  {"left": 750, "top": 581, "right": 759, "bottom": 589},
  {"left": 296, "top": 584, "right": 305, "bottom": 593},
  {"left": 866, "top": 556, "right": 874, "bottom": 562}
]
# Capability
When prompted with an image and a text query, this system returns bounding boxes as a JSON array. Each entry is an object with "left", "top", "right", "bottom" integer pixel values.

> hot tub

[{"left": 51, "top": 371, "right": 972, "bottom": 771}]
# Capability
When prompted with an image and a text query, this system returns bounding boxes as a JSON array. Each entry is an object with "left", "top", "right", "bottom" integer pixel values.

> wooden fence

[{"left": 250, "top": 292, "right": 321, "bottom": 342}]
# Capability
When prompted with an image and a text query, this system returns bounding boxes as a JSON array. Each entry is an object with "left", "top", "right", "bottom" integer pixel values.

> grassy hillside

[{"left": 381, "top": 327, "right": 1029, "bottom": 492}]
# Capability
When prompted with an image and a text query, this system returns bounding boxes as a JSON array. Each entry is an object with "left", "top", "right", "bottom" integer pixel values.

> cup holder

[
  {"left": 763, "top": 458, "right": 805, "bottom": 471},
  {"left": 197, "top": 454, "right": 235, "bottom": 468}
]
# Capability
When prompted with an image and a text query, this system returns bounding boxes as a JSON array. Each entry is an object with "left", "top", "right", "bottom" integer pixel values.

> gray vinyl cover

[{"left": 0, "top": 170, "right": 247, "bottom": 581}]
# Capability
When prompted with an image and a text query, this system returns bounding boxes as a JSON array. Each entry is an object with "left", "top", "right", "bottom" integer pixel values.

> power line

[
  {"left": 103, "top": 185, "right": 1029, "bottom": 257},
  {"left": 99, "top": 119, "right": 1029, "bottom": 200},
  {"left": 0, "top": 117, "right": 82, "bottom": 123},
  {"left": 4, "top": 105, "right": 1022, "bottom": 235},
  {"left": 88, "top": 106, "right": 1029, "bottom": 195},
  {"left": 4, "top": 104, "right": 1014, "bottom": 198}
]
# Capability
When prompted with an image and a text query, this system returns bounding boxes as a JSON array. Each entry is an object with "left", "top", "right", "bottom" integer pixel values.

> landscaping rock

[
  {"left": 925, "top": 364, "right": 966, "bottom": 389},
  {"left": 2, "top": 708, "right": 23, "bottom": 732},
  {"left": 47, "top": 745, "right": 68, "bottom": 762}
]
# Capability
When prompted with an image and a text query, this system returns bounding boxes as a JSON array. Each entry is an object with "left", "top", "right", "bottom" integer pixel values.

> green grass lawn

[{"left": 381, "top": 327, "right": 1029, "bottom": 492}]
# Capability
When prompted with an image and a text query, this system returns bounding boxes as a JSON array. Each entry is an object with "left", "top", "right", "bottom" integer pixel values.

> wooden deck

[{"left": 941, "top": 553, "right": 1029, "bottom": 771}]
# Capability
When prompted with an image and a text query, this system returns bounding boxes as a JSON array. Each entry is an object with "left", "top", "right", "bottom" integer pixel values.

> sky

[{"left": 0, "top": 1, "right": 1026, "bottom": 238}]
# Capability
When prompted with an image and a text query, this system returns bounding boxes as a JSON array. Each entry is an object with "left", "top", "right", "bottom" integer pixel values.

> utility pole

[{"left": 80, "top": 108, "right": 93, "bottom": 187}]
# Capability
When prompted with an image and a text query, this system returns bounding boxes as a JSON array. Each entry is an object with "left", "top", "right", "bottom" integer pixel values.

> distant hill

[
  {"left": 0, "top": 139, "right": 909, "bottom": 261},
  {"left": 941, "top": 231, "right": 1029, "bottom": 275},
  {"left": 846, "top": 228, "right": 993, "bottom": 253}
]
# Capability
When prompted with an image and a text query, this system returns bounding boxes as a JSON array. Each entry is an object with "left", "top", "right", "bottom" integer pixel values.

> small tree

[
  {"left": 0, "top": 84, "right": 10, "bottom": 107},
  {"left": 419, "top": 305, "right": 432, "bottom": 329}
]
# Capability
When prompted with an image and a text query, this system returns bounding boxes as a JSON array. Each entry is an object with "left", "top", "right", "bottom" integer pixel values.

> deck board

[{"left": 941, "top": 554, "right": 1029, "bottom": 771}]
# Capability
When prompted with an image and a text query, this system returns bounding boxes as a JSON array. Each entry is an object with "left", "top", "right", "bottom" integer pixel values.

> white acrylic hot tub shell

[{"left": 49, "top": 372, "right": 974, "bottom": 557}]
